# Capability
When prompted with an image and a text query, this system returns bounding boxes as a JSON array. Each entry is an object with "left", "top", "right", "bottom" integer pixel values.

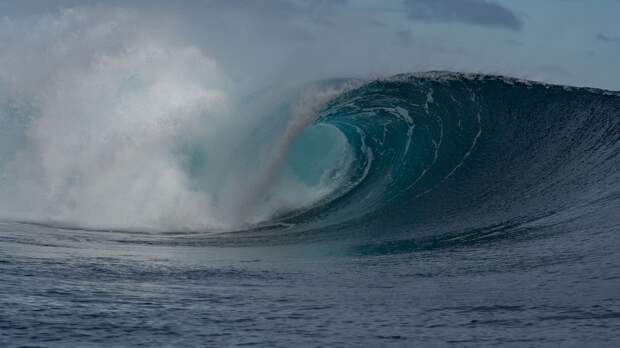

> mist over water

[{"left": 0, "top": 7, "right": 363, "bottom": 231}]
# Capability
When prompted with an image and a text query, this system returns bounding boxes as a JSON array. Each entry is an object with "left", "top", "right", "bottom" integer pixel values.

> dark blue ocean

[{"left": 2, "top": 73, "right": 620, "bottom": 346}]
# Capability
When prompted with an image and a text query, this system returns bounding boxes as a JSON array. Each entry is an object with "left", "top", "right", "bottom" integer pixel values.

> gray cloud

[
  {"left": 535, "top": 64, "right": 571, "bottom": 78},
  {"left": 394, "top": 29, "right": 415, "bottom": 46},
  {"left": 404, "top": 0, "right": 522, "bottom": 30},
  {"left": 596, "top": 33, "right": 620, "bottom": 44}
]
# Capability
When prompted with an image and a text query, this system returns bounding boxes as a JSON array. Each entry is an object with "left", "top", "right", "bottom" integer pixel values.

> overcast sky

[{"left": 1, "top": 0, "right": 619, "bottom": 90}]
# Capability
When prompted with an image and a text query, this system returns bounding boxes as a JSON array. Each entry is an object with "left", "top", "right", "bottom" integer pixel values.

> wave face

[
  {"left": 2, "top": 72, "right": 620, "bottom": 243},
  {"left": 236, "top": 72, "right": 620, "bottom": 244}
]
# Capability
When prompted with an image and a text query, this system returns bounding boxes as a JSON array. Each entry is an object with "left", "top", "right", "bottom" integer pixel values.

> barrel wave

[
  {"left": 228, "top": 72, "right": 620, "bottom": 247},
  {"left": 2, "top": 72, "right": 620, "bottom": 248}
]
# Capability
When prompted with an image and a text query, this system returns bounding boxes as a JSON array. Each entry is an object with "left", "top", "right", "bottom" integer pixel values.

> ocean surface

[{"left": 2, "top": 72, "right": 620, "bottom": 346}]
